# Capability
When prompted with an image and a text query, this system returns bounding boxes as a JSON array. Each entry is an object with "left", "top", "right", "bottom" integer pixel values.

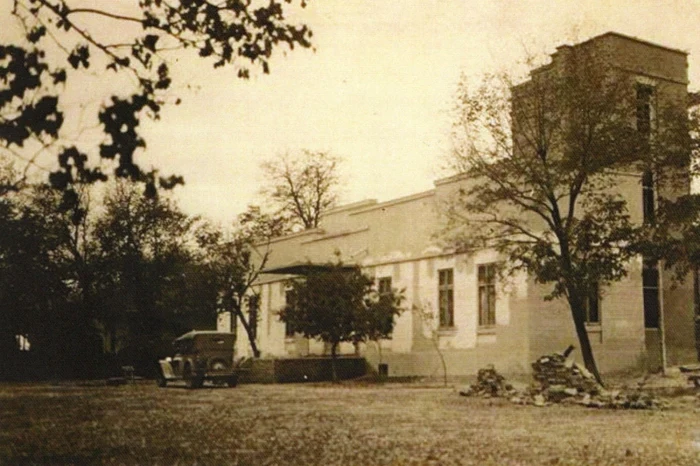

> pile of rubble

[
  {"left": 531, "top": 348, "right": 600, "bottom": 395},
  {"left": 460, "top": 346, "right": 665, "bottom": 410},
  {"left": 525, "top": 347, "right": 600, "bottom": 405},
  {"left": 458, "top": 365, "right": 516, "bottom": 398}
]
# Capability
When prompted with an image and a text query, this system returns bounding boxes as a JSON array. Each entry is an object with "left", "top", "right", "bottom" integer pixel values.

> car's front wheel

[
  {"left": 188, "top": 376, "right": 204, "bottom": 389},
  {"left": 156, "top": 373, "right": 167, "bottom": 388},
  {"left": 183, "top": 364, "right": 202, "bottom": 389},
  {"left": 227, "top": 375, "right": 238, "bottom": 388}
]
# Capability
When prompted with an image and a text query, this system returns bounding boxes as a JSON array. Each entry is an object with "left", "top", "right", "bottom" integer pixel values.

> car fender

[{"left": 159, "top": 360, "right": 176, "bottom": 379}]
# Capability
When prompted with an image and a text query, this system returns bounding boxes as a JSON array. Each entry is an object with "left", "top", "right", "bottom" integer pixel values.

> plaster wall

[{"left": 223, "top": 33, "right": 697, "bottom": 376}]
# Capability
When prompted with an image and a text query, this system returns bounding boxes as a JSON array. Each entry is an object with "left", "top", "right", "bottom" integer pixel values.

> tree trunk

[
  {"left": 234, "top": 309, "right": 260, "bottom": 358},
  {"left": 330, "top": 341, "right": 339, "bottom": 383},
  {"left": 430, "top": 332, "right": 448, "bottom": 387},
  {"left": 569, "top": 298, "right": 604, "bottom": 386},
  {"left": 557, "top": 236, "right": 604, "bottom": 386}
]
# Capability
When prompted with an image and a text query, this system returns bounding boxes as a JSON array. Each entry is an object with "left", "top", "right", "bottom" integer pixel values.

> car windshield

[{"left": 173, "top": 339, "right": 194, "bottom": 354}]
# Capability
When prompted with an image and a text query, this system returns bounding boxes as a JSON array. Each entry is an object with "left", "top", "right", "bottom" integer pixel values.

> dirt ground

[{"left": 1, "top": 377, "right": 699, "bottom": 465}]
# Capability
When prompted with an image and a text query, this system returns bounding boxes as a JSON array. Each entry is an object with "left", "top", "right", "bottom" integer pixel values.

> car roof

[{"left": 174, "top": 330, "right": 235, "bottom": 342}]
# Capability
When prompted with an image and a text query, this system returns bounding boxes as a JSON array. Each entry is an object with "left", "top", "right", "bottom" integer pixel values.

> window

[
  {"left": 643, "top": 258, "right": 660, "bottom": 329},
  {"left": 584, "top": 283, "right": 600, "bottom": 324},
  {"left": 248, "top": 295, "right": 259, "bottom": 340},
  {"left": 378, "top": 277, "right": 392, "bottom": 297},
  {"left": 636, "top": 84, "right": 653, "bottom": 135},
  {"left": 377, "top": 277, "right": 395, "bottom": 339},
  {"left": 478, "top": 264, "right": 496, "bottom": 326},
  {"left": 284, "top": 290, "right": 296, "bottom": 337},
  {"left": 642, "top": 170, "right": 655, "bottom": 224},
  {"left": 438, "top": 269, "right": 454, "bottom": 328},
  {"left": 638, "top": 83, "right": 657, "bottom": 326}
]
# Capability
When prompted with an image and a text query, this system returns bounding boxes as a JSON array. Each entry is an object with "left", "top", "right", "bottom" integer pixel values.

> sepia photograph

[{"left": 2, "top": 0, "right": 700, "bottom": 464}]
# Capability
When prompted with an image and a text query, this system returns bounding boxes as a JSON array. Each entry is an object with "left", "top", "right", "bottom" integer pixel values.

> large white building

[{"left": 219, "top": 33, "right": 698, "bottom": 377}]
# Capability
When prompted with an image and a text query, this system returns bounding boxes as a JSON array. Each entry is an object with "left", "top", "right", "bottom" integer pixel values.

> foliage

[
  {"left": 0, "top": 168, "right": 234, "bottom": 379},
  {"left": 260, "top": 150, "right": 341, "bottom": 230},
  {"left": 0, "top": 44, "right": 65, "bottom": 193},
  {"left": 279, "top": 263, "right": 403, "bottom": 380},
  {"left": 236, "top": 203, "right": 291, "bottom": 240},
  {"left": 442, "top": 46, "right": 691, "bottom": 383},
  {"left": 2, "top": 0, "right": 313, "bottom": 204},
  {"left": 193, "top": 206, "right": 282, "bottom": 357},
  {"left": 634, "top": 104, "right": 700, "bottom": 279},
  {"left": 0, "top": 177, "right": 104, "bottom": 379},
  {"left": 92, "top": 181, "right": 205, "bottom": 374}
]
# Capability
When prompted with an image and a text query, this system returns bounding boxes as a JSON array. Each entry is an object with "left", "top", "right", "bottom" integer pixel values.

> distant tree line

[
  {"left": 0, "top": 174, "right": 263, "bottom": 380},
  {"left": 0, "top": 146, "right": 344, "bottom": 380}
]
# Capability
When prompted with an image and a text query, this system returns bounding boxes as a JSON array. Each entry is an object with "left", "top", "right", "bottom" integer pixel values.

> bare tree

[
  {"left": 414, "top": 302, "right": 448, "bottom": 387},
  {"left": 195, "top": 206, "right": 282, "bottom": 358},
  {"left": 260, "top": 150, "right": 341, "bottom": 230},
  {"left": 442, "top": 43, "right": 691, "bottom": 384}
]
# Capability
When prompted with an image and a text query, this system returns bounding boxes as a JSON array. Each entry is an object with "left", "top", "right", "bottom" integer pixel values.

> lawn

[{"left": 1, "top": 381, "right": 699, "bottom": 465}]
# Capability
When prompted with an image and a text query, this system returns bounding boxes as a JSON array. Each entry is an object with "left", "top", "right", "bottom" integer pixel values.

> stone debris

[
  {"left": 461, "top": 347, "right": 665, "bottom": 410},
  {"left": 531, "top": 350, "right": 600, "bottom": 396},
  {"left": 458, "top": 365, "right": 516, "bottom": 398}
]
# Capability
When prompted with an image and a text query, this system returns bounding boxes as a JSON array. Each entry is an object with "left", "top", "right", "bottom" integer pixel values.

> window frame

[
  {"left": 583, "top": 283, "right": 600, "bottom": 325},
  {"left": 438, "top": 268, "right": 454, "bottom": 328},
  {"left": 642, "top": 170, "right": 655, "bottom": 224},
  {"left": 636, "top": 83, "right": 654, "bottom": 136},
  {"left": 477, "top": 263, "right": 497, "bottom": 327},
  {"left": 284, "top": 289, "right": 296, "bottom": 338},
  {"left": 377, "top": 277, "right": 392, "bottom": 297},
  {"left": 642, "top": 258, "right": 660, "bottom": 329}
]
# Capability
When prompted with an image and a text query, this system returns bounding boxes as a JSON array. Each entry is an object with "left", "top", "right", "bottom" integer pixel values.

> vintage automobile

[{"left": 157, "top": 330, "right": 244, "bottom": 389}]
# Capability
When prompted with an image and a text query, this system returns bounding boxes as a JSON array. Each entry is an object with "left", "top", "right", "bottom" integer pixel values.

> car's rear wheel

[
  {"left": 210, "top": 359, "right": 228, "bottom": 372},
  {"left": 156, "top": 373, "right": 167, "bottom": 388}
]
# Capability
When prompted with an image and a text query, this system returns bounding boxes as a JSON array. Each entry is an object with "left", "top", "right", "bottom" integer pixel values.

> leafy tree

[
  {"left": 260, "top": 150, "right": 341, "bottom": 230},
  {"left": 194, "top": 207, "right": 281, "bottom": 358},
  {"left": 0, "top": 44, "right": 65, "bottom": 194},
  {"left": 278, "top": 263, "right": 403, "bottom": 381},
  {"left": 2, "top": 1, "right": 313, "bottom": 202},
  {"left": 29, "top": 183, "right": 99, "bottom": 308},
  {"left": 635, "top": 102, "right": 700, "bottom": 275},
  {"left": 442, "top": 46, "right": 690, "bottom": 383},
  {"left": 0, "top": 175, "right": 106, "bottom": 379},
  {"left": 93, "top": 181, "right": 202, "bottom": 373}
]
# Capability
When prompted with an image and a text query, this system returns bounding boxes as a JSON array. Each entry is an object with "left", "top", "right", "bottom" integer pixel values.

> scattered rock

[
  {"left": 459, "top": 365, "right": 517, "bottom": 398},
  {"left": 531, "top": 351, "right": 599, "bottom": 396},
  {"left": 461, "top": 347, "right": 665, "bottom": 410}
]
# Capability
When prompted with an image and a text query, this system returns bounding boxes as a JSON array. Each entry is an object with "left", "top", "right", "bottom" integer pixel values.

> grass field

[{"left": 1, "top": 381, "right": 699, "bottom": 465}]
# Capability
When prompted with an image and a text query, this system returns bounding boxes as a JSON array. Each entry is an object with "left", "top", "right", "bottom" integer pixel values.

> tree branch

[{"left": 66, "top": 8, "right": 142, "bottom": 24}]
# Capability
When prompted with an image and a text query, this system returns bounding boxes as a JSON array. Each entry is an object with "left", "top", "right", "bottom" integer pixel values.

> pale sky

[{"left": 3, "top": 1, "right": 700, "bottom": 224}]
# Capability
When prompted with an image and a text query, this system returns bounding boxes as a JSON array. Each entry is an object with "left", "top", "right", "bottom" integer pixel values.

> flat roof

[
  {"left": 262, "top": 261, "right": 357, "bottom": 275},
  {"left": 174, "top": 331, "right": 234, "bottom": 341},
  {"left": 575, "top": 31, "right": 687, "bottom": 56}
]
